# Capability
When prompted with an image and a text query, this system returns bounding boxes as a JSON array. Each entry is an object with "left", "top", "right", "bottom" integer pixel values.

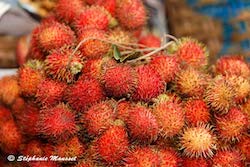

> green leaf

[{"left": 113, "top": 45, "right": 121, "bottom": 61}]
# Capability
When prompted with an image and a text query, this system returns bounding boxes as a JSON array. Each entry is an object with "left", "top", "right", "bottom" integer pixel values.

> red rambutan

[
  {"left": 212, "top": 150, "right": 244, "bottom": 167},
  {"left": 95, "top": 0, "right": 116, "bottom": 16},
  {"left": 138, "top": 34, "right": 161, "bottom": 49},
  {"left": 236, "top": 134, "right": 250, "bottom": 162},
  {"left": 131, "top": 65, "right": 164, "bottom": 102},
  {"left": 37, "top": 103, "right": 77, "bottom": 143},
  {"left": 126, "top": 105, "right": 159, "bottom": 142},
  {"left": 65, "top": 77, "right": 105, "bottom": 112},
  {"left": 182, "top": 157, "right": 209, "bottom": 167},
  {"left": 158, "top": 148, "right": 180, "bottom": 167},
  {"left": 115, "top": 100, "right": 131, "bottom": 122}
]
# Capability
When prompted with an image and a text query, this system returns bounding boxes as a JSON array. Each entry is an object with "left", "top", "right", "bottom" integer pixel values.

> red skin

[
  {"left": 55, "top": 0, "right": 85, "bottom": 24},
  {"left": 184, "top": 99, "right": 210, "bottom": 126},
  {"left": 116, "top": 0, "right": 146, "bottom": 29},
  {"left": 116, "top": 101, "right": 131, "bottom": 122},
  {"left": 96, "top": 0, "right": 116, "bottom": 16},
  {"left": 37, "top": 104, "right": 77, "bottom": 143},
  {"left": 0, "top": 105, "right": 13, "bottom": 126},
  {"left": 82, "top": 101, "right": 115, "bottom": 136},
  {"left": 75, "top": 6, "right": 109, "bottom": 31},
  {"left": 127, "top": 105, "right": 159, "bottom": 142},
  {"left": 158, "top": 149, "right": 180, "bottom": 167},
  {"left": 212, "top": 150, "right": 244, "bottom": 167},
  {"left": 138, "top": 34, "right": 161, "bottom": 49},
  {"left": 102, "top": 65, "right": 137, "bottom": 98},
  {"left": 96, "top": 125, "right": 129, "bottom": 164},
  {"left": 132, "top": 65, "right": 164, "bottom": 102},
  {"left": 36, "top": 79, "right": 67, "bottom": 107},
  {"left": 65, "top": 77, "right": 105, "bottom": 112},
  {"left": 236, "top": 135, "right": 250, "bottom": 162},
  {"left": 182, "top": 157, "right": 209, "bottom": 167},
  {"left": 21, "top": 140, "right": 44, "bottom": 156},
  {"left": 150, "top": 55, "right": 180, "bottom": 83}
]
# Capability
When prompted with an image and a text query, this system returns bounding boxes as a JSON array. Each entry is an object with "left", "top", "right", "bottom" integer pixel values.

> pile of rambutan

[{"left": 0, "top": 0, "right": 250, "bottom": 166}]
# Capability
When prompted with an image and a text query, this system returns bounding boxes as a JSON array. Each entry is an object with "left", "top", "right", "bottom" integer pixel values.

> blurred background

[{"left": 0, "top": 0, "right": 249, "bottom": 76}]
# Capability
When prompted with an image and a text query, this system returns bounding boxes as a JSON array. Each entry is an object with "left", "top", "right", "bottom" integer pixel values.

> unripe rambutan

[
  {"left": 37, "top": 22, "right": 76, "bottom": 52},
  {"left": 158, "top": 148, "right": 180, "bottom": 167},
  {"left": 95, "top": 122, "right": 129, "bottom": 164},
  {"left": 184, "top": 99, "right": 210, "bottom": 126},
  {"left": 216, "top": 107, "right": 248, "bottom": 142},
  {"left": 182, "top": 157, "right": 209, "bottom": 167},
  {"left": 138, "top": 34, "right": 161, "bottom": 49},
  {"left": 102, "top": 64, "right": 138, "bottom": 98},
  {"left": 169, "top": 37, "right": 208, "bottom": 70},
  {"left": 36, "top": 79, "right": 67, "bottom": 107},
  {"left": 227, "top": 75, "right": 250, "bottom": 104},
  {"left": 153, "top": 100, "right": 185, "bottom": 138},
  {"left": 54, "top": 136, "right": 85, "bottom": 158},
  {"left": 0, "top": 76, "right": 20, "bottom": 106},
  {"left": 236, "top": 134, "right": 250, "bottom": 162},
  {"left": 16, "top": 103, "right": 40, "bottom": 136},
  {"left": 132, "top": 65, "right": 164, "bottom": 102},
  {"left": 78, "top": 29, "right": 110, "bottom": 59},
  {"left": 81, "top": 101, "right": 115, "bottom": 137},
  {"left": 66, "top": 78, "right": 105, "bottom": 112},
  {"left": 179, "top": 124, "right": 217, "bottom": 158},
  {"left": 215, "top": 55, "right": 250, "bottom": 78},
  {"left": 175, "top": 66, "right": 209, "bottom": 98},
  {"left": 37, "top": 103, "right": 77, "bottom": 143},
  {"left": 116, "top": 0, "right": 146, "bottom": 29},
  {"left": 82, "top": 56, "right": 116, "bottom": 81},
  {"left": 212, "top": 150, "right": 243, "bottom": 167},
  {"left": 126, "top": 105, "right": 159, "bottom": 143},
  {"left": 116, "top": 100, "right": 131, "bottom": 122},
  {"left": 18, "top": 61, "right": 44, "bottom": 97},
  {"left": 45, "top": 48, "right": 84, "bottom": 83},
  {"left": 75, "top": 6, "right": 116, "bottom": 31},
  {"left": 55, "top": 0, "right": 85, "bottom": 24},
  {"left": 124, "top": 147, "right": 159, "bottom": 166},
  {"left": 149, "top": 55, "right": 180, "bottom": 83},
  {"left": 0, "top": 120, "right": 22, "bottom": 153},
  {"left": 204, "top": 75, "right": 235, "bottom": 114}
]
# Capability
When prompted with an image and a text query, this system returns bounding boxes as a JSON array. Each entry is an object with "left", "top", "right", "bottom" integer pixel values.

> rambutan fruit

[
  {"left": 215, "top": 55, "right": 250, "bottom": 78},
  {"left": 138, "top": 34, "right": 161, "bottom": 49},
  {"left": 20, "top": 140, "right": 44, "bottom": 156},
  {"left": 126, "top": 105, "right": 159, "bottom": 143},
  {"left": 95, "top": 121, "right": 129, "bottom": 164},
  {"left": 169, "top": 37, "right": 208, "bottom": 70},
  {"left": 175, "top": 66, "right": 209, "bottom": 98},
  {"left": 227, "top": 75, "right": 250, "bottom": 104},
  {"left": 131, "top": 65, "right": 165, "bottom": 102},
  {"left": 15, "top": 103, "right": 40, "bottom": 136},
  {"left": 179, "top": 124, "right": 217, "bottom": 158},
  {"left": 45, "top": 47, "right": 84, "bottom": 83},
  {"left": 182, "top": 157, "right": 209, "bottom": 167},
  {"left": 0, "top": 120, "right": 22, "bottom": 153},
  {"left": 124, "top": 147, "right": 159, "bottom": 166},
  {"left": 81, "top": 101, "right": 115, "bottom": 137},
  {"left": 149, "top": 55, "right": 180, "bottom": 83},
  {"left": 216, "top": 107, "right": 248, "bottom": 142},
  {"left": 116, "top": 100, "right": 131, "bottom": 122},
  {"left": 75, "top": 6, "right": 116, "bottom": 31},
  {"left": 75, "top": 160, "right": 96, "bottom": 167},
  {"left": 204, "top": 75, "right": 235, "bottom": 114},
  {"left": 29, "top": 162, "right": 60, "bottom": 167},
  {"left": 0, "top": 105, "right": 13, "bottom": 125},
  {"left": 116, "top": 0, "right": 147, "bottom": 29},
  {"left": 78, "top": 29, "right": 110, "bottom": 59},
  {"left": 158, "top": 148, "right": 180, "bottom": 167},
  {"left": 37, "top": 103, "right": 77, "bottom": 143},
  {"left": 153, "top": 100, "right": 185, "bottom": 138},
  {"left": 0, "top": 75, "right": 20, "bottom": 106},
  {"left": 212, "top": 150, "right": 244, "bottom": 167},
  {"left": 54, "top": 136, "right": 85, "bottom": 158},
  {"left": 11, "top": 97, "right": 26, "bottom": 116},
  {"left": 36, "top": 79, "right": 67, "bottom": 107},
  {"left": 37, "top": 22, "right": 76, "bottom": 53},
  {"left": 18, "top": 61, "right": 44, "bottom": 97},
  {"left": 95, "top": 0, "right": 116, "bottom": 16},
  {"left": 102, "top": 64, "right": 138, "bottom": 98},
  {"left": 55, "top": 0, "right": 85, "bottom": 24},
  {"left": 242, "top": 99, "right": 250, "bottom": 128},
  {"left": 82, "top": 56, "right": 116, "bottom": 81},
  {"left": 184, "top": 99, "right": 210, "bottom": 126},
  {"left": 236, "top": 134, "right": 250, "bottom": 162},
  {"left": 66, "top": 78, "right": 105, "bottom": 112}
]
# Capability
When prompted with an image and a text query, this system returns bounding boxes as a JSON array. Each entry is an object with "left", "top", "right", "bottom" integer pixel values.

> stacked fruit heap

[{"left": 0, "top": 0, "right": 250, "bottom": 166}]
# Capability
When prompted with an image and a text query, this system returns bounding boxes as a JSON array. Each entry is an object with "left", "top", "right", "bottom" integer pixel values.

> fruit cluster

[{"left": 0, "top": 0, "right": 250, "bottom": 167}]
